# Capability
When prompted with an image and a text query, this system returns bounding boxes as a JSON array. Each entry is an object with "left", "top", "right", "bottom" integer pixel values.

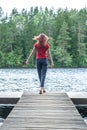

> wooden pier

[{"left": 0, "top": 92, "right": 87, "bottom": 130}]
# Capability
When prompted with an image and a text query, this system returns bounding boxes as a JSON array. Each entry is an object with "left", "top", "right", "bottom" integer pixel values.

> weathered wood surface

[{"left": 0, "top": 92, "right": 87, "bottom": 130}]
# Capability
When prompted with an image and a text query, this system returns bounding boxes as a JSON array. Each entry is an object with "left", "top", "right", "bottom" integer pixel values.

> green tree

[{"left": 55, "top": 21, "right": 72, "bottom": 67}]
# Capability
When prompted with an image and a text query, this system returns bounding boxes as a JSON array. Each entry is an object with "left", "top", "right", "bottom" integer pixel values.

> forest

[{"left": 0, "top": 6, "right": 87, "bottom": 68}]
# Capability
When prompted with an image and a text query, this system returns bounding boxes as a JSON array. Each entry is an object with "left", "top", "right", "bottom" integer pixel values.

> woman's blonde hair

[{"left": 33, "top": 33, "right": 49, "bottom": 43}]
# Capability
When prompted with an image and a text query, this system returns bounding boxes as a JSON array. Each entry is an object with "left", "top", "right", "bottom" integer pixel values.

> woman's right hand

[{"left": 26, "top": 60, "right": 29, "bottom": 65}]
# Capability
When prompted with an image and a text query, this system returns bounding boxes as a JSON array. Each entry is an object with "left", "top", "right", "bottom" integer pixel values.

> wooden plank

[{"left": 0, "top": 92, "right": 87, "bottom": 130}]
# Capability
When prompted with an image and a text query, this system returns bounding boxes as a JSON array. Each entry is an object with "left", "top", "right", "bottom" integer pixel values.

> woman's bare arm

[
  {"left": 47, "top": 49, "right": 54, "bottom": 68},
  {"left": 26, "top": 47, "right": 35, "bottom": 64}
]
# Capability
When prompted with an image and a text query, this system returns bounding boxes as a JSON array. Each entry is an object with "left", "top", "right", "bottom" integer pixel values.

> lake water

[{"left": 0, "top": 68, "right": 87, "bottom": 92}]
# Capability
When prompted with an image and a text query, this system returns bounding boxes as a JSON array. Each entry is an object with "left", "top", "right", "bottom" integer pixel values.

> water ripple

[{"left": 0, "top": 68, "right": 87, "bottom": 92}]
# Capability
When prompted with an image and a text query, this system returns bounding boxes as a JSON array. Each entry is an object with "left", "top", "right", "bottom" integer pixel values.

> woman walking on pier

[{"left": 26, "top": 33, "right": 54, "bottom": 94}]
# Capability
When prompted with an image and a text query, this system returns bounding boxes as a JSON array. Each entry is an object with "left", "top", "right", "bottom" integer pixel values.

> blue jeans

[{"left": 36, "top": 58, "right": 48, "bottom": 87}]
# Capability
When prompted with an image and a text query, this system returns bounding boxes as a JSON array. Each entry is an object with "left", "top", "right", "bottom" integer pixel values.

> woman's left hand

[{"left": 50, "top": 63, "right": 54, "bottom": 68}]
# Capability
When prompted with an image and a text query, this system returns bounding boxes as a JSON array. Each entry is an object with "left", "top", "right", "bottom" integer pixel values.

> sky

[{"left": 0, "top": 0, "right": 87, "bottom": 15}]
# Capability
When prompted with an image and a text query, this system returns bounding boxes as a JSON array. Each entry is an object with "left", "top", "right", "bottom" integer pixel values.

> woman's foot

[
  {"left": 39, "top": 87, "right": 46, "bottom": 94},
  {"left": 43, "top": 89, "right": 46, "bottom": 93},
  {"left": 39, "top": 89, "right": 43, "bottom": 94}
]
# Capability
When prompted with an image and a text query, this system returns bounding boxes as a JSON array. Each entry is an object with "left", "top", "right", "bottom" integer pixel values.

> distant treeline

[{"left": 0, "top": 6, "right": 87, "bottom": 68}]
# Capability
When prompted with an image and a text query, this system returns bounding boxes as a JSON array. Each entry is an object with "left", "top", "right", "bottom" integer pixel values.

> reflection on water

[
  {"left": 0, "top": 105, "right": 14, "bottom": 126},
  {"left": 0, "top": 68, "right": 87, "bottom": 92},
  {"left": 76, "top": 105, "right": 87, "bottom": 124},
  {"left": 84, "top": 117, "right": 87, "bottom": 124},
  {"left": 0, "top": 105, "right": 14, "bottom": 119},
  {"left": 76, "top": 105, "right": 87, "bottom": 118}
]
